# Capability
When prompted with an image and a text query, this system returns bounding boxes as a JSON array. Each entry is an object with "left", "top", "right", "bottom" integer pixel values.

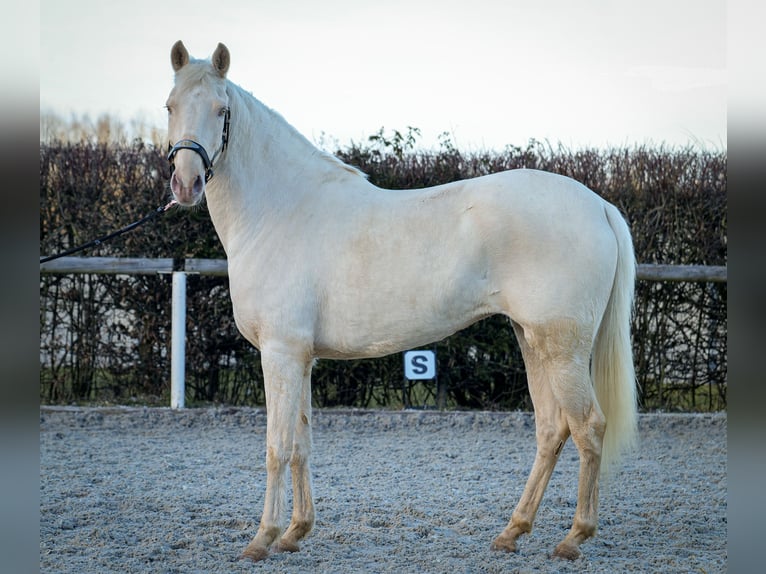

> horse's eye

[
  {"left": 165, "top": 105, "right": 173, "bottom": 115},
  {"left": 218, "top": 107, "right": 229, "bottom": 117}
]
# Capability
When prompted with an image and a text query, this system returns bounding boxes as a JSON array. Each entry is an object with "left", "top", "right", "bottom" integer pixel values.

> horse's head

[{"left": 166, "top": 41, "right": 231, "bottom": 206}]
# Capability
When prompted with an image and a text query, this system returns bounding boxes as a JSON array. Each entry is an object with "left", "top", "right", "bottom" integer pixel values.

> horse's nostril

[
  {"left": 193, "top": 175, "right": 204, "bottom": 196},
  {"left": 170, "top": 172, "right": 181, "bottom": 194}
]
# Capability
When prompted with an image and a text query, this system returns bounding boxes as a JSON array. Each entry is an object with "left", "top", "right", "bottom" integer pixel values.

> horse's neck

[{"left": 206, "top": 84, "right": 348, "bottom": 255}]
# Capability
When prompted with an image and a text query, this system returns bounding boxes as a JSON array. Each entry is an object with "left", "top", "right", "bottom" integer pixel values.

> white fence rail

[{"left": 40, "top": 256, "right": 728, "bottom": 282}]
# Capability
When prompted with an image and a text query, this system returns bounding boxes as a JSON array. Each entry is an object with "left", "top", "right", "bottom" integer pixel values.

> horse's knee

[
  {"left": 289, "top": 432, "right": 312, "bottom": 467},
  {"left": 266, "top": 446, "right": 289, "bottom": 472}
]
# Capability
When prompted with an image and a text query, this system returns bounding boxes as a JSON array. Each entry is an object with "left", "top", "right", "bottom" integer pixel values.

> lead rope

[{"left": 40, "top": 200, "right": 178, "bottom": 264}]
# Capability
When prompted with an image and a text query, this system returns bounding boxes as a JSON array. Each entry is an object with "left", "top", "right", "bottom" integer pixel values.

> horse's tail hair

[{"left": 593, "top": 203, "right": 638, "bottom": 472}]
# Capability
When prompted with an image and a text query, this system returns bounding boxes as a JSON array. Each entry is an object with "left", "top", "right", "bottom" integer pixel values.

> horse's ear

[
  {"left": 212, "top": 43, "right": 230, "bottom": 78},
  {"left": 171, "top": 40, "right": 189, "bottom": 72}
]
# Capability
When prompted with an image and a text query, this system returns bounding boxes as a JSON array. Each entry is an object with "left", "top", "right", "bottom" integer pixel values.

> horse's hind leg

[
  {"left": 506, "top": 319, "right": 605, "bottom": 560},
  {"left": 491, "top": 322, "right": 571, "bottom": 553},
  {"left": 550, "top": 391, "right": 605, "bottom": 560}
]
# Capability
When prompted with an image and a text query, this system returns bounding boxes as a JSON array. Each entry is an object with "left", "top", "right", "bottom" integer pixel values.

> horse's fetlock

[
  {"left": 256, "top": 523, "right": 283, "bottom": 546},
  {"left": 510, "top": 513, "right": 533, "bottom": 535},
  {"left": 573, "top": 517, "right": 598, "bottom": 539},
  {"left": 289, "top": 518, "right": 314, "bottom": 538}
]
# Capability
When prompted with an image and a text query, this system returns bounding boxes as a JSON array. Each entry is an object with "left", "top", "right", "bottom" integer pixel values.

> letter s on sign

[{"left": 411, "top": 355, "right": 429, "bottom": 375}]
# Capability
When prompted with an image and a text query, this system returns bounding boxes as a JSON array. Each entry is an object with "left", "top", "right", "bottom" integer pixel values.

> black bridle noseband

[{"left": 167, "top": 107, "right": 231, "bottom": 183}]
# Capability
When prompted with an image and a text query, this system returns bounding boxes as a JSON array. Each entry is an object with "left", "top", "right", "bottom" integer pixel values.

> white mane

[{"left": 225, "top": 79, "right": 368, "bottom": 182}]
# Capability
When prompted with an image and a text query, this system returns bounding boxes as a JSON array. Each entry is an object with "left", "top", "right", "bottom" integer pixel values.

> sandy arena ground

[{"left": 40, "top": 407, "right": 726, "bottom": 573}]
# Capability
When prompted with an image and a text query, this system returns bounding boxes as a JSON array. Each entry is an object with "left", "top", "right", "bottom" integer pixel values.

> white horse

[{"left": 166, "top": 41, "right": 638, "bottom": 562}]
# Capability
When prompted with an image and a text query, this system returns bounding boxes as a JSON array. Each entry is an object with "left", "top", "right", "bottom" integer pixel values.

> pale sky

[{"left": 40, "top": 0, "right": 727, "bottom": 151}]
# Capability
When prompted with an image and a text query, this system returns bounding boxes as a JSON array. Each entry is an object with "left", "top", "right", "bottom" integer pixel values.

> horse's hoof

[
  {"left": 551, "top": 541, "right": 581, "bottom": 561},
  {"left": 239, "top": 545, "right": 270, "bottom": 562},
  {"left": 273, "top": 539, "right": 300, "bottom": 553},
  {"left": 490, "top": 534, "right": 518, "bottom": 553}
]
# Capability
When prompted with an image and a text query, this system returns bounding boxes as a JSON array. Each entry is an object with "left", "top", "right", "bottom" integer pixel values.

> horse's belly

[
  {"left": 312, "top": 313, "right": 486, "bottom": 360},
  {"left": 313, "top": 273, "right": 498, "bottom": 359}
]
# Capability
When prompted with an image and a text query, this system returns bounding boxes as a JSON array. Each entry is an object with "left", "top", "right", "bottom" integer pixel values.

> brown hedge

[{"left": 39, "top": 138, "right": 726, "bottom": 411}]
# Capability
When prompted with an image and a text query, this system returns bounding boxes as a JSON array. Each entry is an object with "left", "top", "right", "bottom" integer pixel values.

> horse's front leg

[
  {"left": 241, "top": 345, "right": 312, "bottom": 562},
  {"left": 275, "top": 364, "right": 314, "bottom": 553}
]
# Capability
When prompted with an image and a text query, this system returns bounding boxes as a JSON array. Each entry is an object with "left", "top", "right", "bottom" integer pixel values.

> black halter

[{"left": 167, "top": 107, "right": 231, "bottom": 183}]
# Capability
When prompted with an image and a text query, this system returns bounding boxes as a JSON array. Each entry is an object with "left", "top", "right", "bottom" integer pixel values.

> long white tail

[{"left": 593, "top": 204, "right": 638, "bottom": 470}]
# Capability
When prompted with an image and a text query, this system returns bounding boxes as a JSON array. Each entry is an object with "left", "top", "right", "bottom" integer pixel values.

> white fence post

[{"left": 170, "top": 271, "right": 187, "bottom": 409}]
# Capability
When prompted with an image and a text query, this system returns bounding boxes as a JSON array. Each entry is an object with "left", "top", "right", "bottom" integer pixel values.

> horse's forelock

[{"left": 175, "top": 59, "right": 225, "bottom": 89}]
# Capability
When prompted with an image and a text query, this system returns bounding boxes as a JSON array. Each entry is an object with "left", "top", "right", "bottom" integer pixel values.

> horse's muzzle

[{"left": 170, "top": 170, "right": 205, "bottom": 206}]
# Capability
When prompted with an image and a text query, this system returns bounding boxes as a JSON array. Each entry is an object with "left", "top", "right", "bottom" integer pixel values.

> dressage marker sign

[{"left": 403, "top": 350, "right": 436, "bottom": 380}]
